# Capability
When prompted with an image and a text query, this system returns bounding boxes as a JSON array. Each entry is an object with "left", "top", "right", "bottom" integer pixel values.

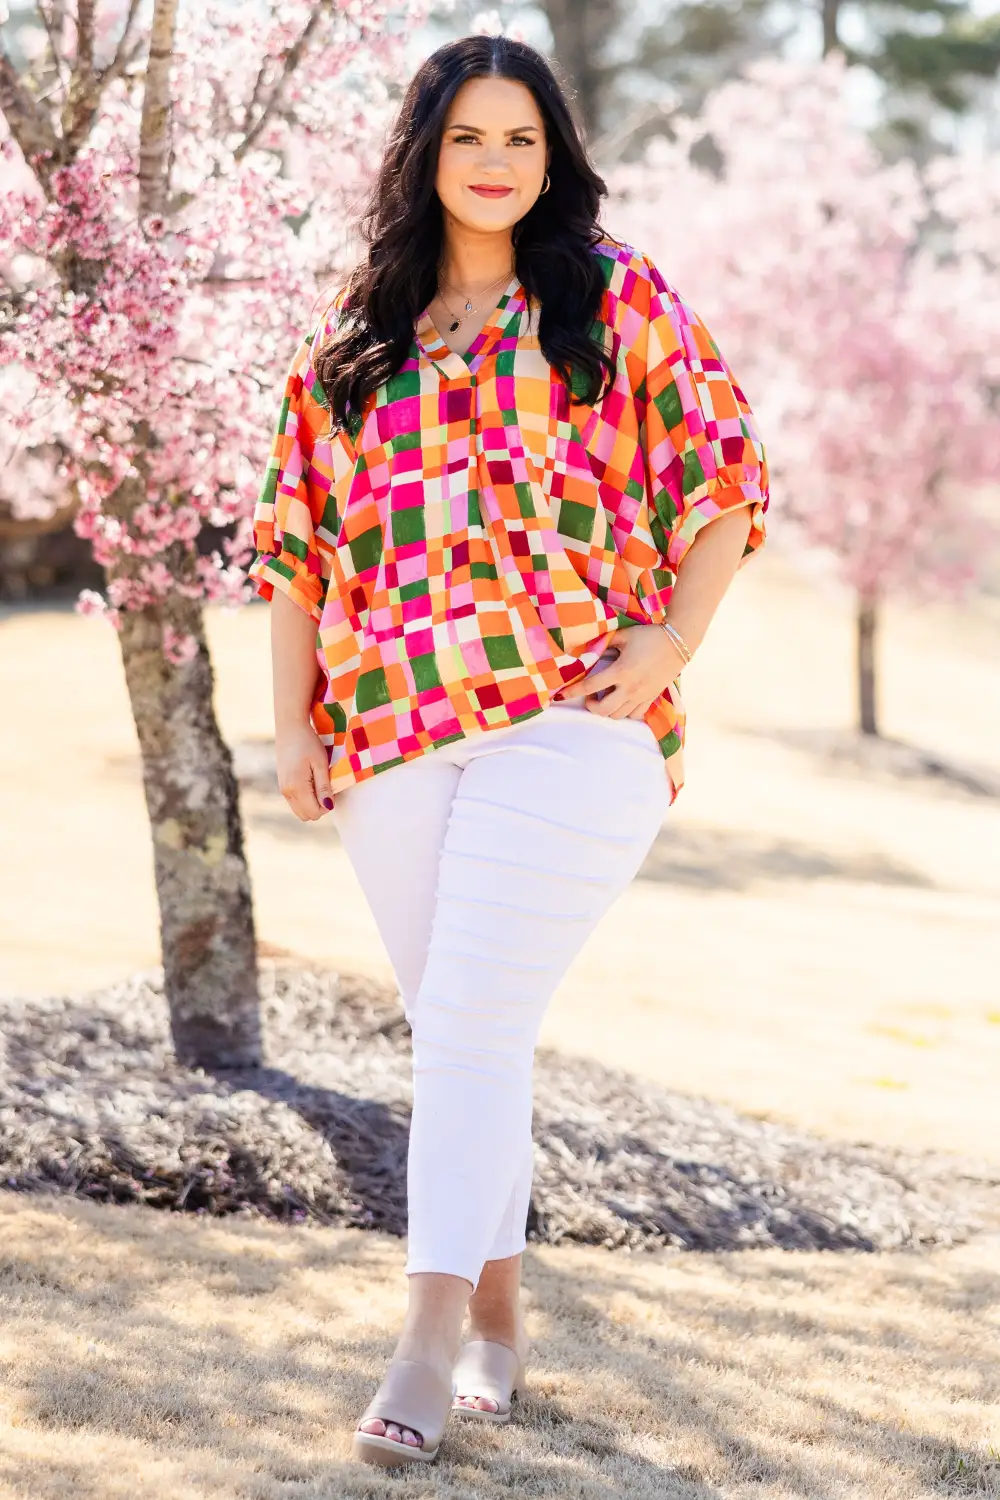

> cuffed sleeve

[
  {"left": 639, "top": 259, "right": 768, "bottom": 594},
  {"left": 249, "top": 295, "right": 346, "bottom": 622}
]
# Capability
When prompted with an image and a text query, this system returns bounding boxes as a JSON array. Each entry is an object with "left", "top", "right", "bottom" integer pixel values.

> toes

[
  {"left": 357, "top": 1418, "right": 423, "bottom": 1447},
  {"left": 454, "top": 1393, "right": 499, "bottom": 1412}
]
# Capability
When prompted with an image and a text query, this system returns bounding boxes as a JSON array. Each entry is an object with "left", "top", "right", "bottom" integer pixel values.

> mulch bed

[{"left": 1, "top": 958, "right": 997, "bottom": 1253}]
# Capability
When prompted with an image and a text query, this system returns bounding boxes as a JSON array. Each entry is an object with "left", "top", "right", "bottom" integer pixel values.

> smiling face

[{"left": 435, "top": 75, "right": 549, "bottom": 236}]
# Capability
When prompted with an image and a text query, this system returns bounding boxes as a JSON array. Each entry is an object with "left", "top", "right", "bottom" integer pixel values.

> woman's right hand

[{"left": 275, "top": 720, "right": 334, "bottom": 821}]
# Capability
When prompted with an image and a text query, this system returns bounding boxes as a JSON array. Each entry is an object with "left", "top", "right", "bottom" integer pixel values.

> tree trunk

[
  {"left": 821, "top": 0, "right": 841, "bottom": 56},
  {"left": 138, "top": 0, "right": 179, "bottom": 216},
  {"left": 117, "top": 598, "right": 262, "bottom": 1068},
  {"left": 128, "top": 0, "right": 260, "bottom": 1069},
  {"left": 856, "top": 598, "right": 879, "bottom": 737},
  {"left": 541, "top": 0, "right": 618, "bottom": 139}
]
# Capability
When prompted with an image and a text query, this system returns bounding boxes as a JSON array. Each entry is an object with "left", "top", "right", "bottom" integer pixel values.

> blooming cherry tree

[
  {"left": 0, "top": 0, "right": 423, "bottom": 1064},
  {"left": 606, "top": 54, "right": 1000, "bottom": 735}
]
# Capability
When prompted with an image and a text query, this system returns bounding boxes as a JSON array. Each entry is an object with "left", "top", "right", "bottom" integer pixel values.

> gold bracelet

[{"left": 659, "top": 619, "right": 693, "bottom": 665}]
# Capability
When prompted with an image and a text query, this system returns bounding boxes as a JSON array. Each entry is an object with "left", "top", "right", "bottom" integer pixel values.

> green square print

[
  {"left": 653, "top": 381, "right": 683, "bottom": 433},
  {"left": 400, "top": 577, "right": 430, "bottom": 602},
  {"left": 392, "top": 506, "right": 426, "bottom": 545},
  {"left": 682, "top": 449, "right": 707, "bottom": 496},
  {"left": 483, "top": 634, "right": 523, "bottom": 671},
  {"left": 349, "top": 525, "right": 383, "bottom": 573},
  {"left": 557, "top": 499, "right": 595, "bottom": 543},
  {"left": 384, "top": 368, "right": 421, "bottom": 403},
  {"left": 411, "top": 653, "right": 442, "bottom": 692},
  {"left": 514, "top": 481, "right": 536, "bottom": 517},
  {"left": 356, "top": 666, "right": 390, "bottom": 712}
]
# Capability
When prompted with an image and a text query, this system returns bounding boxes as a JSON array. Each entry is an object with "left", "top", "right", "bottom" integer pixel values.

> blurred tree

[
  {"left": 824, "top": 0, "right": 1000, "bottom": 100},
  {"left": 538, "top": 0, "right": 782, "bottom": 145},
  {"left": 0, "top": 0, "right": 420, "bottom": 1064},
  {"left": 463, "top": 0, "right": 1000, "bottom": 155},
  {"left": 823, "top": 0, "right": 1000, "bottom": 156},
  {"left": 607, "top": 56, "right": 1000, "bottom": 736}
]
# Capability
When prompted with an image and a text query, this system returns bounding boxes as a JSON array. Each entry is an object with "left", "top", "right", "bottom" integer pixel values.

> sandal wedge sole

[{"left": 351, "top": 1431, "right": 441, "bottom": 1465}]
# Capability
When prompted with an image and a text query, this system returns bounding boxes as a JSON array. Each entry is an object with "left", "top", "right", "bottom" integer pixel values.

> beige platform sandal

[
  {"left": 351, "top": 1359, "right": 456, "bottom": 1467},
  {"left": 451, "top": 1339, "right": 528, "bottom": 1424}
]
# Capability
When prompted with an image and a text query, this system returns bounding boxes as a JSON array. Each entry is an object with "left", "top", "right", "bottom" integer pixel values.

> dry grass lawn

[{"left": 0, "top": 1193, "right": 998, "bottom": 1500}]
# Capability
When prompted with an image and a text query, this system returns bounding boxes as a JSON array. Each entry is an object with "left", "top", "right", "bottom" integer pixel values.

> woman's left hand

[{"left": 555, "top": 626, "right": 686, "bottom": 720}]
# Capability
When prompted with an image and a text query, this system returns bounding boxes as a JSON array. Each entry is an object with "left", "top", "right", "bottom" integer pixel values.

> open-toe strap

[
  {"left": 452, "top": 1339, "right": 526, "bottom": 1417},
  {"left": 356, "top": 1359, "right": 455, "bottom": 1454}
]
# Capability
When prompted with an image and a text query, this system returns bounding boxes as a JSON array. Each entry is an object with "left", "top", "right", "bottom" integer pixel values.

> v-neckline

[{"left": 415, "top": 274, "right": 524, "bottom": 380}]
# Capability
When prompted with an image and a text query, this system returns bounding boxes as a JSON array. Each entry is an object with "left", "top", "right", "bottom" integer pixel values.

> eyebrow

[{"left": 445, "top": 123, "right": 540, "bottom": 133}]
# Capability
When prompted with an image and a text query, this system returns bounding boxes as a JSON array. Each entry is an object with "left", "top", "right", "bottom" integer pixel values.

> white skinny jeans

[{"left": 330, "top": 691, "right": 671, "bottom": 1289}]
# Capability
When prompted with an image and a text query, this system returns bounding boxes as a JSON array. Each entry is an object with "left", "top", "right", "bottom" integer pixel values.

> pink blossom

[
  {"left": 0, "top": 1, "right": 426, "bottom": 624},
  {"left": 162, "top": 626, "right": 199, "bottom": 665},
  {"left": 606, "top": 55, "right": 1000, "bottom": 606}
]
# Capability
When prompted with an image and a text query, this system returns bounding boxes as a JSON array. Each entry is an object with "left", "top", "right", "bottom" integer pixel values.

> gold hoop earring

[{"left": 541, "top": 172, "right": 551, "bottom": 194}]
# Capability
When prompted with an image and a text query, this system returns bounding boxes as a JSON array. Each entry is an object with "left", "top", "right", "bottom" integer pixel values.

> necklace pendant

[
  {"left": 464, "top": 299, "right": 473, "bottom": 312},
  {"left": 449, "top": 319, "right": 461, "bottom": 332}
]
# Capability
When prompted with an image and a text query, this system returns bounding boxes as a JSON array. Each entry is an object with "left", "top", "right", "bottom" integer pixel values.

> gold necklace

[{"left": 437, "top": 266, "right": 515, "bottom": 332}]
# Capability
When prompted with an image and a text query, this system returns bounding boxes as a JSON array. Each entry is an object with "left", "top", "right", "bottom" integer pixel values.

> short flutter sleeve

[
  {"left": 638, "top": 258, "right": 768, "bottom": 578},
  {"left": 249, "top": 294, "right": 346, "bottom": 622}
]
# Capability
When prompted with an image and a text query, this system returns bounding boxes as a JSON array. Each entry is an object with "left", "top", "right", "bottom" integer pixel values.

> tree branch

[
  {"left": 76, "top": 0, "right": 96, "bottom": 72},
  {"left": 241, "top": 55, "right": 271, "bottom": 135},
  {"left": 102, "top": 0, "right": 143, "bottom": 88},
  {"left": 35, "top": 0, "right": 70, "bottom": 98},
  {"left": 592, "top": 100, "right": 678, "bottom": 166},
  {"left": 234, "top": 2, "right": 329, "bottom": 162},
  {"left": 0, "top": 41, "right": 59, "bottom": 187},
  {"left": 137, "top": 0, "right": 179, "bottom": 217},
  {"left": 60, "top": 0, "right": 102, "bottom": 154}
]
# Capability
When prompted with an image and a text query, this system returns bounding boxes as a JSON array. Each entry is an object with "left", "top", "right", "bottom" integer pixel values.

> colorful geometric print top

[{"left": 249, "top": 234, "right": 769, "bottom": 802}]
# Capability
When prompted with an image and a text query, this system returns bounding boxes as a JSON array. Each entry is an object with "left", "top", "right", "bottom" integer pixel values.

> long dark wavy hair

[{"left": 313, "top": 35, "right": 621, "bottom": 434}]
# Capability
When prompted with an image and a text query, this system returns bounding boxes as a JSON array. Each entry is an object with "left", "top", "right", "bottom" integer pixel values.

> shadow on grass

[
  {"left": 635, "top": 823, "right": 931, "bottom": 892},
  {"left": 0, "top": 1205, "right": 706, "bottom": 1498},
  {"left": 2, "top": 1198, "right": 998, "bottom": 1499},
  {"left": 517, "top": 1246, "right": 1000, "bottom": 1498},
  {"left": 5, "top": 961, "right": 995, "bottom": 1254},
  {"left": 225, "top": 736, "right": 935, "bottom": 891},
  {"left": 749, "top": 725, "right": 1000, "bottom": 802},
  {"left": 230, "top": 1065, "right": 411, "bottom": 1236}
]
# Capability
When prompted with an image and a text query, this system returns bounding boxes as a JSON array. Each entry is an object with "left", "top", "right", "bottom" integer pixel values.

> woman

[{"left": 250, "top": 33, "right": 768, "bottom": 1469}]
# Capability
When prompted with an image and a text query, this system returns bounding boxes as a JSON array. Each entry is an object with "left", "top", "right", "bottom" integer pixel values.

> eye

[{"left": 448, "top": 133, "right": 538, "bottom": 146}]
